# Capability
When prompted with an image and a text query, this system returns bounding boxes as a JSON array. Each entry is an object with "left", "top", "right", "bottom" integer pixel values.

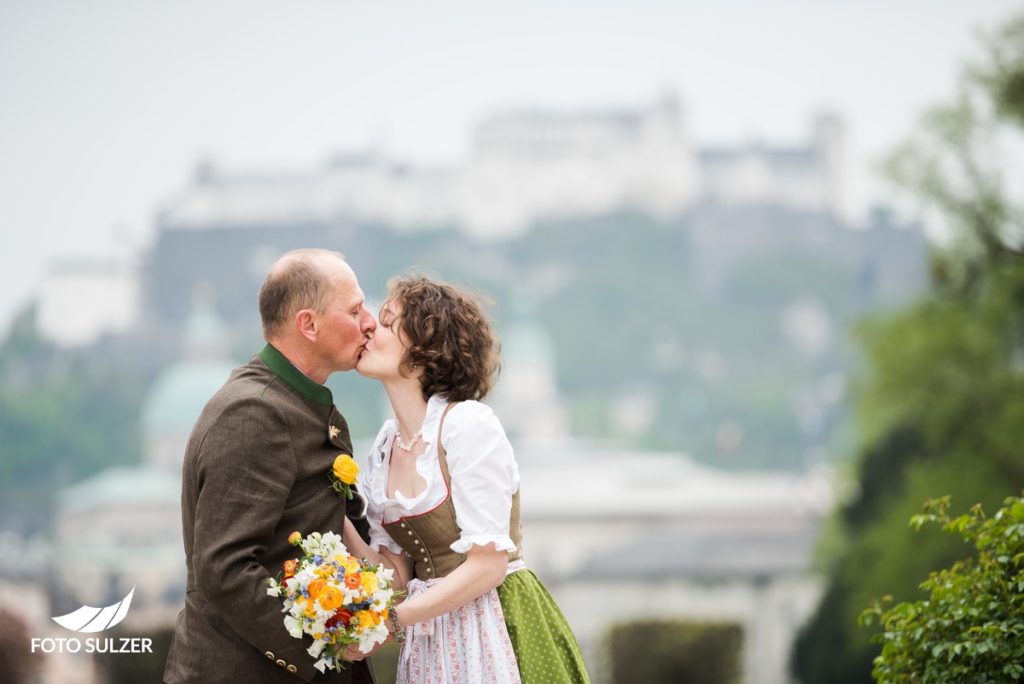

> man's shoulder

[{"left": 197, "top": 358, "right": 304, "bottom": 425}]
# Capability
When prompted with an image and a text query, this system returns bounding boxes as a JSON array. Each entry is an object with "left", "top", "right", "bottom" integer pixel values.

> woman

[{"left": 341, "top": 275, "right": 589, "bottom": 684}]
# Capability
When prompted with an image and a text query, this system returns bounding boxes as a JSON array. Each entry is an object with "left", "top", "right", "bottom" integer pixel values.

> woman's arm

[
  {"left": 343, "top": 517, "right": 414, "bottom": 589},
  {"left": 391, "top": 542, "right": 508, "bottom": 628}
]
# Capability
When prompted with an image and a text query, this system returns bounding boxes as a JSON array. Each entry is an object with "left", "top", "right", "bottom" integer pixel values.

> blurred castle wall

[
  {"left": 157, "top": 94, "right": 845, "bottom": 240},
  {"left": 35, "top": 93, "right": 858, "bottom": 349}
]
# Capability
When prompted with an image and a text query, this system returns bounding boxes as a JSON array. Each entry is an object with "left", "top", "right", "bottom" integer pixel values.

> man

[{"left": 164, "top": 249, "right": 378, "bottom": 683}]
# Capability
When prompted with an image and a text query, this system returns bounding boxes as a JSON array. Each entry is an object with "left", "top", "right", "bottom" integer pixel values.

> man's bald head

[{"left": 258, "top": 248, "right": 349, "bottom": 339}]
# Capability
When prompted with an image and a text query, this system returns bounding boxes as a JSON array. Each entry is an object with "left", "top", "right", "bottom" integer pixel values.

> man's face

[{"left": 315, "top": 261, "right": 377, "bottom": 372}]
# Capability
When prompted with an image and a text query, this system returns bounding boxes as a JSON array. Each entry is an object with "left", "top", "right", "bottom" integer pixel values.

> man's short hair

[{"left": 258, "top": 248, "right": 346, "bottom": 338}]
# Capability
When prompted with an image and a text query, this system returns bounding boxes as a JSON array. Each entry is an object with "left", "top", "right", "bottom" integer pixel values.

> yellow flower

[
  {"left": 318, "top": 585, "right": 344, "bottom": 611},
  {"left": 332, "top": 454, "right": 359, "bottom": 485},
  {"left": 338, "top": 555, "right": 360, "bottom": 574},
  {"left": 329, "top": 553, "right": 357, "bottom": 571},
  {"left": 360, "top": 572, "right": 378, "bottom": 594},
  {"left": 354, "top": 609, "right": 378, "bottom": 630},
  {"left": 288, "top": 531, "right": 302, "bottom": 546}
]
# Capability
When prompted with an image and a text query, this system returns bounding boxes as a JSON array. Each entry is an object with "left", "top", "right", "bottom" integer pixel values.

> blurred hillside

[{"left": 0, "top": 195, "right": 924, "bottom": 534}]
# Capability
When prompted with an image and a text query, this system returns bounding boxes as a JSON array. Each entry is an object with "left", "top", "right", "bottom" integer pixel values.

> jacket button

[
  {"left": 287, "top": 664, "right": 297, "bottom": 673},
  {"left": 276, "top": 659, "right": 286, "bottom": 667},
  {"left": 265, "top": 651, "right": 274, "bottom": 660}
]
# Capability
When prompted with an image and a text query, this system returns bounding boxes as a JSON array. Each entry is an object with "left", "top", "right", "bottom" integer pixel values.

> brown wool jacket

[{"left": 164, "top": 344, "right": 375, "bottom": 684}]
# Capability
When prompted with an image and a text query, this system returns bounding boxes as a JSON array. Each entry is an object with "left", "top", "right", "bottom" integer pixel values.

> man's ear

[{"left": 295, "top": 309, "right": 318, "bottom": 343}]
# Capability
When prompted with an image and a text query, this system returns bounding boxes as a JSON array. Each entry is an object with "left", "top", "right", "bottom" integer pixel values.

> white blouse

[{"left": 364, "top": 395, "right": 521, "bottom": 556}]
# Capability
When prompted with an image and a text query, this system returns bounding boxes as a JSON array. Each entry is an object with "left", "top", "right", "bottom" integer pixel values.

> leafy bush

[
  {"left": 860, "top": 495, "right": 1024, "bottom": 683},
  {"left": 607, "top": 619, "right": 742, "bottom": 684}
]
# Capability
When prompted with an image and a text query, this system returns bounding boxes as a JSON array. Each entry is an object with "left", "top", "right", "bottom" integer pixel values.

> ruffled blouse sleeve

[
  {"left": 442, "top": 401, "right": 520, "bottom": 554},
  {"left": 363, "top": 422, "right": 405, "bottom": 555}
]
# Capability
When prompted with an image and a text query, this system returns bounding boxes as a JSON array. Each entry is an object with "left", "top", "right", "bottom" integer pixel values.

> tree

[{"left": 792, "top": 12, "right": 1024, "bottom": 683}]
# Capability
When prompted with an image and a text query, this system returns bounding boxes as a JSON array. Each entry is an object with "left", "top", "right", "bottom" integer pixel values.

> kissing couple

[{"left": 163, "top": 248, "right": 589, "bottom": 684}]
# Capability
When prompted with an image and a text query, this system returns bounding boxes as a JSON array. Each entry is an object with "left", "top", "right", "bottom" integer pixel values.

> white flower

[
  {"left": 371, "top": 589, "right": 393, "bottom": 612},
  {"left": 357, "top": 624, "right": 388, "bottom": 653},
  {"left": 313, "top": 657, "right": 327, "bottom": 674},
  {"left": 307, "top": 639, "right": 327, "bottom": 658},
  {"left": 283, "top": 615, "right": 303, "bottom": 639},
  {"left": 320, "top": 531, "right": 345, "bottom": 555}
]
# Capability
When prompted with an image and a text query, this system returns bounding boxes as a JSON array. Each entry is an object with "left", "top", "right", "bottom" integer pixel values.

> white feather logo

[{"left": 52, "top": 586, "right": 136, "bottom": 633}]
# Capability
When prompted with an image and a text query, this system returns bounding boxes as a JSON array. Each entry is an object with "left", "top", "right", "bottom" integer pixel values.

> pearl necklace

[{"left": 394, "top": 427, "right": 423, "bottom": 452}]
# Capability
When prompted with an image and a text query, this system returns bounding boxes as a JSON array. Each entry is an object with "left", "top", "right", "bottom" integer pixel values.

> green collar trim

[{"left": 259, "top": 344, "right": 333, "bottom": 406}]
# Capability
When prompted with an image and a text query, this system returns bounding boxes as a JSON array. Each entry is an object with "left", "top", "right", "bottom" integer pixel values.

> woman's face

[{"left": 355, "top": 298, "right": 414, "bottom": 381}]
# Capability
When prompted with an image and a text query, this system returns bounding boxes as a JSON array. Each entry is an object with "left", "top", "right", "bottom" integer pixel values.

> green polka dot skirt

[{"left": 496, "top": 570, "right": 590, "bottom": 684}]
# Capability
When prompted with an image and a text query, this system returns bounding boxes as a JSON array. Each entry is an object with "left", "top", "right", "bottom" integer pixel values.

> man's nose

[{"left": 361, "top": 308, "right": 377, "bottom": 331}]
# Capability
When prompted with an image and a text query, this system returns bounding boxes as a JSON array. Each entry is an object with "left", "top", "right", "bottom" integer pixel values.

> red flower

[{"left": 326, "top": 609, "right": 353, "bottom": 629}]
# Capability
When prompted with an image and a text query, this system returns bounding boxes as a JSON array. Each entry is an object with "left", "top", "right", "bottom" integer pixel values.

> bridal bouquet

[{"left": 267, "top": 530, "right": 396, "bottom": 673}]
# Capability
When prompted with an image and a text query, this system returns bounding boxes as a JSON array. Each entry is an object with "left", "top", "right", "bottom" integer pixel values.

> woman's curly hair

[{"left": 386, "top": 275, "right": 501, "bottom": 402}]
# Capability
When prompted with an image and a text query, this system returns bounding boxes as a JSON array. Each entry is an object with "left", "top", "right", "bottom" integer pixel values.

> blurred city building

[
  {"left": 50, "top": 305, "right": 235, "bottom": 630},
  {"left": 16, "top": 92, "right": 911, "bottom": 684},
  {"left": 36, "top": 255, "right": 139, "bottom": 348},
  {"left": 518, "top": 446, "right": 833, "bottom": 684}
]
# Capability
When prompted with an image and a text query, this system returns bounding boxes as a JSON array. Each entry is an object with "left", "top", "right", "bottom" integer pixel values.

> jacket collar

[{"left": 259, "top": 343, "right": 333, "bottom": 406}]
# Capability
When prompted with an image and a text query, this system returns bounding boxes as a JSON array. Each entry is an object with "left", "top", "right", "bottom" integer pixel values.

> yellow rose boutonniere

[{"left": 330, "top": 454, "right": 359, "bottom": 500}]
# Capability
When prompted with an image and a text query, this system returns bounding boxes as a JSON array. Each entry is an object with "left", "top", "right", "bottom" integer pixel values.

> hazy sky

[{"left": 0, "top": 0, "right": 1020, "bottom": 332}]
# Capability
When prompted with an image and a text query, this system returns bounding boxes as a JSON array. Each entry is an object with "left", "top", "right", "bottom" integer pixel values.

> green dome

[
  {"left": 501, "top": 322, "right": 555, "bottom": 368},
  {"left": 141, "top": 359, "right": 236, "bottom": 434},
  {"left": 58, "top": 466, "right": 181, "bottom": 514},
  {"left": 141, "top": 303, "right": 238, "bottom": 435}
]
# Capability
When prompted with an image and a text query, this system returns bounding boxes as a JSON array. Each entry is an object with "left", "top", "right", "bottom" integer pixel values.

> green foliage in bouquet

[{"left": 860, "top": 495, "right": 1024, "bottom": 683}]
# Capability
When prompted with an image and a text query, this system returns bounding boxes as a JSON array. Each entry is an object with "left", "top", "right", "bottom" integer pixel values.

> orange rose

[
  {"left": 308, "top": 578, "right": 327, "bottom": 599},
  {"left": 318, "top": 585, "right": 344, "bottom": 611},
  {"left": 344, "top": 573, "right": 362, "bottom": 590},
  {"left": 332, "top": 454, "right": 359, "bottom": 485},
  {"left": 283, "top": 559, "right": 298, "bottom": 579}
]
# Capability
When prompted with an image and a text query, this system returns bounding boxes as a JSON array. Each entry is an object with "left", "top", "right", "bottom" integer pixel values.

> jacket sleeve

[{"left": 190, "top": 394, "right": 320, "bottom": 681}]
